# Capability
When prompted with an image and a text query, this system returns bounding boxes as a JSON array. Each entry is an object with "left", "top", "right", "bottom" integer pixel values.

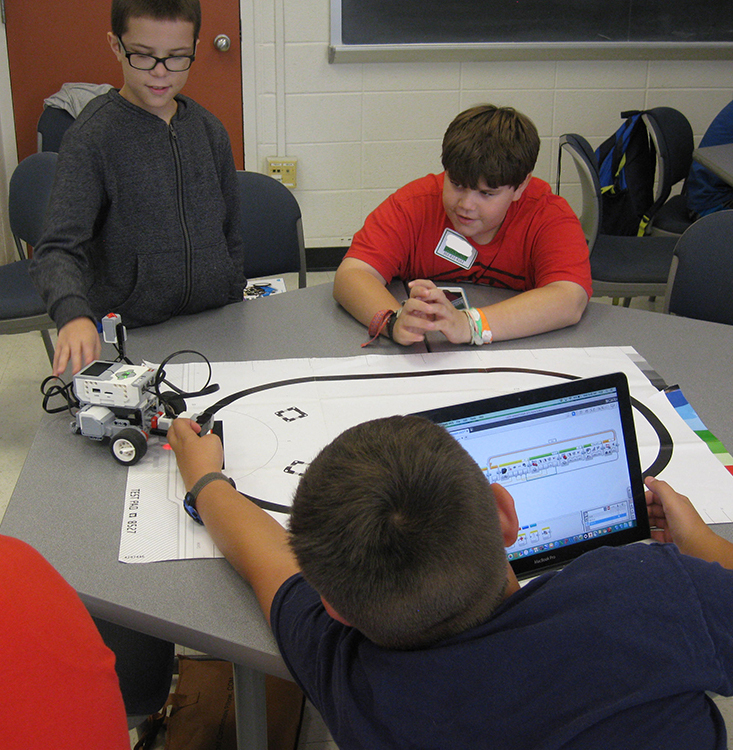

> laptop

[{"left": 413, "top": 372, "right": 650, "bottom": 579}]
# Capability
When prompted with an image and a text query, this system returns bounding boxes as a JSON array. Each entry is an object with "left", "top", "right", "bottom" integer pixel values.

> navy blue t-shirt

[{"left": 271, "top": 544, "right": 733, "bottom": 750}]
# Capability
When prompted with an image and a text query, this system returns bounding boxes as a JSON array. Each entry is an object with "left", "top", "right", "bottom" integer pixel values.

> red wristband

[{"left": 362, "top": 309, "right": 396, "bottom": 347}]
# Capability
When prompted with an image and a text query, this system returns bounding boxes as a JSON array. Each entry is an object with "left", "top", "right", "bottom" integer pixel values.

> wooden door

[{"left": 4, "top": 0, "right": 244, "bottom": 167}]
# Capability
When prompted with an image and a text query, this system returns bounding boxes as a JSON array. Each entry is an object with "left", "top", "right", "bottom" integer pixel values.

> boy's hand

[
  {"left": 646, "top": 476, "right": 733, "bottom": 569},
  {"left": 645, "top": 476, "right": 716, "bottom": 554},
  {"left": 395, "top": 279, "right": 471, "bottom": 345},
  {"left": 391, "top": 293, "right": 435, "bottom": 345},
  {"left": 167, "top": 417, "right": 300, "bottom": 623},
  {"left": 54, "top": 317, "right": 101, "bottom": 376},
  {"left": 167, "top": 418, "right": 224, "bottom": 491}
]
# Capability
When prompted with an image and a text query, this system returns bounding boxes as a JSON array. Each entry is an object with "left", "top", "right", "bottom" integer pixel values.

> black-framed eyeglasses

[{"left": 118, "top": 37, "right": 195, "bottom": 72}]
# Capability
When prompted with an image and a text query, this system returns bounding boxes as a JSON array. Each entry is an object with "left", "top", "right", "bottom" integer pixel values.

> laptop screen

[{"left": 414, "top": 373, "right": 650, "bottom": 578}]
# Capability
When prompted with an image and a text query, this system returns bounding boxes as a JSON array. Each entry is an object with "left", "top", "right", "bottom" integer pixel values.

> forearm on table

[
  {"left": 333, "top": 260, "right": 399, "bottom": 327},
  {"left": 196, "top": 482, "right": 300, "bottom": 624},
  {"left": 479, "top": 281, "right": 588, "bottom": 341}
]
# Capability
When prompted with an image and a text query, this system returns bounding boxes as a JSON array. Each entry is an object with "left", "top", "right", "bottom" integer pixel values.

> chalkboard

[{"left": 329, "top": 0, "right": 733, "bottom": 62}]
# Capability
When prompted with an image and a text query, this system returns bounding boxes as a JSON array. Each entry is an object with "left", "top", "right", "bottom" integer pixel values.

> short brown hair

[
  {"left": 441, "top": 104, "right": 540, "bottom": 189},
  {"left": 289, "top": 416, "right": 509, "bottom": 649},
  {"left": 111, "top": 0, "right": 201, "bottom": 41}
]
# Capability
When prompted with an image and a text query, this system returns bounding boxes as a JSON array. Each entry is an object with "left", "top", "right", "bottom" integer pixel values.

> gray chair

[
  {"left": 642, "top": 107, "right": 695, "bottom": 237},
  {"left": 237, "top": 170, "right": 307, "bottom": 288},
  {"left": 557, "top": 133, "right": 677, "bottom": 305},
  {"left": 1, "top": 151, "right": 58, "bottom": 364},
  {"left": 664, "top": 210, "right": 733, "bottom": 325}
]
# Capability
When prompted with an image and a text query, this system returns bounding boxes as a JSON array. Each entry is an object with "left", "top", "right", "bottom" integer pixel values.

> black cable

[
  {"left": 151, "top": 350, "right": 220, "bottom": 410},
  {"left": 112, "top": 321, "right": 132, "bottom": 364},
  {"left": 40, "top": 375, "right": 80, "bottom": 414},
  {"left": 113, "top": 343, "right": 132, "bottom": 365}
]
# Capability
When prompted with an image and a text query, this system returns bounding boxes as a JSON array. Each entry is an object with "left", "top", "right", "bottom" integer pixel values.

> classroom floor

[{"left": 1, "top": 281, "right": 731, "bottom": 749}]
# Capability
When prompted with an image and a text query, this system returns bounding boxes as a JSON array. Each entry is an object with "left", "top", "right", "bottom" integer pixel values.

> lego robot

[{"left": 70, "top": 314, "right": 207, "bottom": 465}]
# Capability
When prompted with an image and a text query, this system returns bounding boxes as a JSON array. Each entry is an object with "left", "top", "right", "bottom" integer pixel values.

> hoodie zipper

[{"left": 169, "top": 124, "right": 193, "bottom": 315}]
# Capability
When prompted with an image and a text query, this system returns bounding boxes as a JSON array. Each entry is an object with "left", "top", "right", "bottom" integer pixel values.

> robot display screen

[{"left": 80, "top": 360, "right": 114, "bottom": 378}]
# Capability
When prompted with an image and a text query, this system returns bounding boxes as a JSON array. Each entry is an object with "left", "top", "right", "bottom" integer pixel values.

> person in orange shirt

[{"left": 0, "top": 535, "right": 129, "bottom": 749}]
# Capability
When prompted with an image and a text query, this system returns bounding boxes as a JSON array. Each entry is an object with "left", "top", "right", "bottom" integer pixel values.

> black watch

[{"left": 183, "top": 472, "right": 236, "bottom": 525}]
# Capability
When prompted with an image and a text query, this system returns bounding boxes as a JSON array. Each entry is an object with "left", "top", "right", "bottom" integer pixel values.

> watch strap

[{"left": 183, "top": 472, "right": 236, "bottom": 525}]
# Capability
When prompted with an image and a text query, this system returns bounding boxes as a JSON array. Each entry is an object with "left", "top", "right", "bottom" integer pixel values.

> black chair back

[
  {"left": 9, "top": 151, "right": 59, "bottom": 256},
  {"left": 37, "top": 106, "right": 75, "bottom": 152},
  {"left": 557, "top": 133, "right": 677, "bottom": 303},
  {"left": 644, "top": 107, "right": 694, "bottom": 193},
  {"left": 236, "top": 171, "right": 306, "bottom": 288},
  {"left": 1, "top": 152, "right": 58, "bottom": 363},
  {"left": 666, "top": 210, "right": 733, "bottom": 325}
]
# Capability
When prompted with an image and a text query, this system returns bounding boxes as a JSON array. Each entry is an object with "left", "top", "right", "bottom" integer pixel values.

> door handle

[{"left": 214, "top": 34, "right": 231, "bottom": 52}]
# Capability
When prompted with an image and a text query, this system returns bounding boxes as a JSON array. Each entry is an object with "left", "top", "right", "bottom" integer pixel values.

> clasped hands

[{"left": 390, "top": 279, "right": 471, "bottom": 346}]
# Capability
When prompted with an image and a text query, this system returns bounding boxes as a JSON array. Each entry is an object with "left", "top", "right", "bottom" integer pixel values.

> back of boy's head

[
  {"left": 111, "top": 0, "right": 202, "bottom": 41},
  {"left": 441, "top": 104, "right": 540, "bottom": 190},
  {"left": 289, "top": 415, "right": 510, "bottom": 650}
]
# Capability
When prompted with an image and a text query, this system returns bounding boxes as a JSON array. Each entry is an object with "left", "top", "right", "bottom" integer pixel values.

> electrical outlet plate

[{"left": 266, "top": 157, "right": 298, "bottom": 189}]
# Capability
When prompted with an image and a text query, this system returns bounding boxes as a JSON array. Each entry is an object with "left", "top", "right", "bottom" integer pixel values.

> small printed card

[
  {"left": 434, "top": 228, "right": 477, "bottom": 270},
  {"left": 243, "top": 277, "right": 287, "bottom": 300}
]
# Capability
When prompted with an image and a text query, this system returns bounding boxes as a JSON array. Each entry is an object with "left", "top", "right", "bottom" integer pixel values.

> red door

[{"left": 4, "top": 0, "right": 244, "bottom": 167}]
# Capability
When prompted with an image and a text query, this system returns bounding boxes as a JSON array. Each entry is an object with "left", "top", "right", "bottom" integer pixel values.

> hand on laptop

[{"left": 645, "top": 476, "right": 733, "bottom": 569}]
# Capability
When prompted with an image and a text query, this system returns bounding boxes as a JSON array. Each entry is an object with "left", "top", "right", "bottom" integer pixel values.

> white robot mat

[{"left": 119, "top": 347, "right": 733, "bottom": 563}]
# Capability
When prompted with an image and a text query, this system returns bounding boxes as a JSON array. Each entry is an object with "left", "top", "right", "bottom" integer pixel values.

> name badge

[{"left": 434, "top": 228, "right": 477, "bottom": 270}]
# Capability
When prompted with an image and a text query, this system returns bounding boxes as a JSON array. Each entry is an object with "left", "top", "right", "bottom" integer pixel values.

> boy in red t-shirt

[{"left": 333, "top": 105, "right": 592, "bottom": 346}]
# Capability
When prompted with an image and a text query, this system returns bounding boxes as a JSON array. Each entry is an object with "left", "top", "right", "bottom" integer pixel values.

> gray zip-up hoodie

[{"left": 30, "top": 90, "right": 245, "bottom": 330}]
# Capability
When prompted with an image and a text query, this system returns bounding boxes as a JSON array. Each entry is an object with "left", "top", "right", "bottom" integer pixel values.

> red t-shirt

[
  {"left": 347, "top": 173, "right": 592, "bottom": 297},
  {"left": 0, "top": 535, "right": 129, "bottom": 749}
]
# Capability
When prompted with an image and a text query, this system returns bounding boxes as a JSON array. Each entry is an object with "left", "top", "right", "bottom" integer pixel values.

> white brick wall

[{"left": 242, "top": 0, "right": 733, "bottom": 247}]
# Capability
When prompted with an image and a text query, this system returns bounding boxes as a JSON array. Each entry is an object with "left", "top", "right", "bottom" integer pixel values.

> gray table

[
  {"left": 693, "top": 143, "right": 733, "bottom": 187},
  {"left": 2, "top": 283, "right": 733, "bottom": 746},
  {"left": 432, "top": 287, "right": 733, "bottom": 452},
  {"left": 2, "top": 282, "right": 416, "bottom": 748}
]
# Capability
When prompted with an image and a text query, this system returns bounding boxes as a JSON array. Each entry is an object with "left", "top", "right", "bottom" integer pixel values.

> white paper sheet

[{"left": 119, "top": 347, "right": 733, "bottom": 563}]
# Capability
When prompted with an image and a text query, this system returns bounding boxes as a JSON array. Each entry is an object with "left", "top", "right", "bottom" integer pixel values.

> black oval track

[{"left": 204, "top": 367, "right": 672, "bottom": 514}]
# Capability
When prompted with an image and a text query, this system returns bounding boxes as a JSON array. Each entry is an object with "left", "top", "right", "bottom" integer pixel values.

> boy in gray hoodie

[{"left": 31, "top": 0, "right": 244, "bottom": 375}]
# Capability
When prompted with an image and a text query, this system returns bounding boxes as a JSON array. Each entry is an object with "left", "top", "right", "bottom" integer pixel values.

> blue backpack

[{"left": 595, "top": 111, "right": 656, "bottom": 236}]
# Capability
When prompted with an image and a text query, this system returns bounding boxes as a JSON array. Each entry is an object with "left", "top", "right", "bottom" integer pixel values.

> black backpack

[{"left": 595, "top": 111, "right": 656, "bottom": 237}]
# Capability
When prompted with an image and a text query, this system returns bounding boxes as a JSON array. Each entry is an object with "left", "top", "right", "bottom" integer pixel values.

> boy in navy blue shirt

[{"left": 169, "top": 414, "right": 733, "bottom": 749}]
